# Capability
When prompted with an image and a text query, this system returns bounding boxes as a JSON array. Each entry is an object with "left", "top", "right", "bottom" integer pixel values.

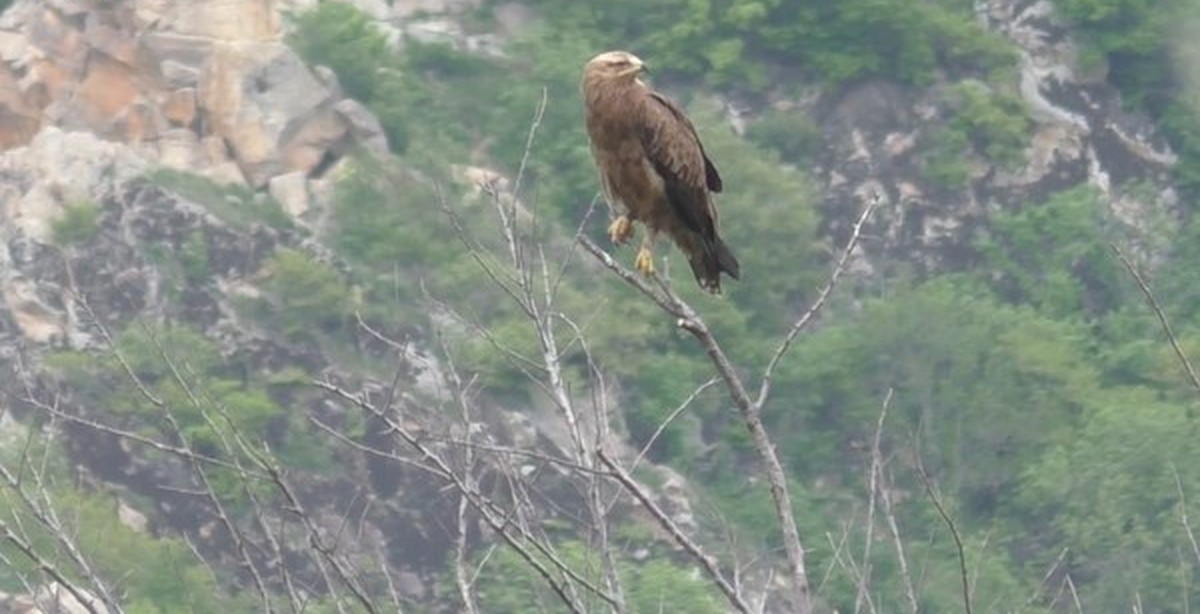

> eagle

[{"left": 581, "top": 50, "right": 740, "bottom": 294}]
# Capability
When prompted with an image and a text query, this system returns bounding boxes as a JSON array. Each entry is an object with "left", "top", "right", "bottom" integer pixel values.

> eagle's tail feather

[
  {"left": 688, "top": 235, "right": 740, "bottom": 294},
  {"left": 714, "top": 236, "right": 740, "bottom": 280}
]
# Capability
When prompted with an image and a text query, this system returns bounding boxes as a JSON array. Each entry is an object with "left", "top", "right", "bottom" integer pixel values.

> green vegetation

[
  {"left": 474, "top": 541, "right": 723, "bottom": 613},
  {"left": 148, "top": 169, "right": 293, "bottom": 231},
  {"left": 977, "top": 186, "right": 1121, "bottom": 319},
  {"left": 45, "top": 322, "right": 329, "bottom": 493},
  {"left": 745, "top": 107, "right": 825, "bottom": 164},
  {"left": 0, "top": 487, "right": 251, "bottom": 612},
  {"left": 921, "top": 82, "right": 1032, "bottom": 189},
  {"left": 288, "top": 2, "right": 388, "bottom": 102},
  {"left": 518, "top": 0, "right": 1015, "bottom": 89},
  {"left": 50, "top": 201, "right": 101, "bottom": 247},
  {"left": 258, "top": 247, "right": 353, "bottom": 341}
]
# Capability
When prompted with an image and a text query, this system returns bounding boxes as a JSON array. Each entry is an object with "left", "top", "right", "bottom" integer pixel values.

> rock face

[
  {"left": 0, "top": 0, "right": 387, "bottom": 194},
  {"left": 809, "top": 0, "right": 1179, "bottom": 277}
]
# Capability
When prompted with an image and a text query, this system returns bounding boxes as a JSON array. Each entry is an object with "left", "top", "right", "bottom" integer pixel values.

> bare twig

[
  {"left": 758, "top": 191, "right": 880, "bottom": 407},
  {"left": 870, "top": 390, "right": 919, "bottom": 613},
  {"left": 0, "top": 516, "right": 108, "bottom": 614},
  {"left": 1016, "top": 547, "right": 1069, "bottom": 613},
  {"left": 916, "top": 457, "right": 972, "bottom": 614},
  {"left": 454, "top": 493, "right": 479, "bottom": 614},
  {"left": 629, "top": 377, "right": 719, "bottom": 473},
  {"left": 1172, "top": 464, "right": 1200, "bottom": 566},
  {"left": 824, "top": 527, "right": 876, "bottom": 614},
  {"left": 1112, "top": 245, "right": 1200, "bottom": 393},
  {"left": 597, "top": 449, "right": 752, "bottom": 614}
]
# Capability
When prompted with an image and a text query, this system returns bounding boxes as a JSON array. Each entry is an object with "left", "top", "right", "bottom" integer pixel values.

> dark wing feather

[
  {"left": 647, "top": 92, "right": 722, "bottom": 192},
  {"left": 636, "top": 88, "right": 740, "bottom": 291},
  {"left": 638, "top": 91, "right": 718, "bottom": 241}
]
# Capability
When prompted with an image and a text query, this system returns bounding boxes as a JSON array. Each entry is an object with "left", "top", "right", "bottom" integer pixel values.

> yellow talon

[
  {"left": 607, "top": 215, "right": 633, "bottom": 245},
  {"left": 634, "top": 246, "right": 655, "bottom": 275}
]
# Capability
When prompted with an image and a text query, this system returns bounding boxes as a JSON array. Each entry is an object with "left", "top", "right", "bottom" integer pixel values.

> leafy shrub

[
  {"left": 0, "top": 487, "right": 251, "bottom": 612},
  {"left": 51, "top": 201, "right": 101, "bottom": 246},
  {"left": 44, "top": 324, "right": 300, "bottom": 499},
  {"left": 473, "top": 540, "right": 722, "bottom": 613},
  {"left": 921, "top": 126, "right": 973, "bottom": 188},
  {"left": 920, "top": 82, "right": 1032, "bottom": 188},
  {"left": 949, "top": 81, "right": 1031, "bottom": 168},
  {"left": 1163, "top": 100, "right": 1200, "bottom": 197},
  {"left": 287, "top": 1, "right": 389, "bottom": 101},
  {"left": 522, "top": 0, "right": 1015, "bottom": 89},
  {"left": 180, "top": 229, "right": 210, "bottom": 283},
  {"left": 976, "top": 186, "right": 1122, "bottom": 319},
  {"left": 745, "top": 108, "right": 825, "bottom": 164},
  {"left": 260, "top": 248, "right": 352, "bottom": 340}
]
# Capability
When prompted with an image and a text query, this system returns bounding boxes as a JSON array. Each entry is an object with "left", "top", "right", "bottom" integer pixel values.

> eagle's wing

[
  {"left": 647, "top": 92, "right": 722, "bottom": 193},
  {"left": 636, "top": 89, "right": 740, "bottom": 290},
  {"left": 637, "top": 91, "right": 721, "bottom": 240}
]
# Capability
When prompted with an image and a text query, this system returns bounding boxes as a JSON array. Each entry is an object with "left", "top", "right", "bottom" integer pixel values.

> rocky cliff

[{"left": 812, "top": 0, "right": 1179, "bottom": 279}]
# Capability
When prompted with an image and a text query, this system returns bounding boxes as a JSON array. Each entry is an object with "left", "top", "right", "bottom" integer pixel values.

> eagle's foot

[
  {"left": 634, "top": 246, "right": 655, "bottom": 276},
  {"left": 607, "top": 215, "right": 633, "bottom": 245}
]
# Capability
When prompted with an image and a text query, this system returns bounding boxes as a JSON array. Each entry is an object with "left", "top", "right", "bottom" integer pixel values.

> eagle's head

[{"left": 583, "top": 50, "right": 647, "bottom": 84}]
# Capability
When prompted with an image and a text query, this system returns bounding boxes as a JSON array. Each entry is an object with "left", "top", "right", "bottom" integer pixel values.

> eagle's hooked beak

[{"left": 620, "top": 59, "right": 647, "bottom": 78}]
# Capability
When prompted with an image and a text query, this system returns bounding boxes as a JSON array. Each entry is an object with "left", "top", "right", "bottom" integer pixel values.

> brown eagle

[{"left": 581, "top": 50, "right": 740, "bottom": 293}]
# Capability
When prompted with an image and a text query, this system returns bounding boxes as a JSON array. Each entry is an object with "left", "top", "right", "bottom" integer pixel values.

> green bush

[
  {"left": 473, "top": 540, "right": 722, "bottom": 613},
  {"left": 260, "top": 248, "right": 352, "bottom": 340},
  {"left": 976, "top": 186, "right": 1122, "bottom": 319},
  {"left": 180, "top": 229, "right": 210, "bottom": 283},
  {"left": 287, "top": 1, "right": 389, "bottom": 101},
  {"left": 0, "top": 488, "right": 250, "bottom": 612},
  {"left": 920, "top": 82, "right": 1032, "bottom": 188},
  {"left": 950, "top": 81, "right": 1031, "bottom": 168},
  {"left": 745, "top": 108, "right": 825, "bottom": 164},
  {"left": 921, "top": 125, "right": 973, "bottom": 188},
  {"left": 521, "top": 0, "right": 1015, "bottom": 89},
  {"left": 51, "top": 201, "right": 101, "bottom": 246}
]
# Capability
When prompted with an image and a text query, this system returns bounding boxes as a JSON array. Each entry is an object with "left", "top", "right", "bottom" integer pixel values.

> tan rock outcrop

[{"left": 0, "top": 0, "right": 389, "bottom": 196}]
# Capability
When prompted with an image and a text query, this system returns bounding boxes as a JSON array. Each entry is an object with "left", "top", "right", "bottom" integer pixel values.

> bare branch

[
  {"left": 870, "top": 389, "right": 918, "bottom": 613},
  {"left": 455, "top": 493, "right": 479, "bottom": 614},
  {"left": 1172, "top": 464, "right": 1200, "bottom": 566},
  {"left": 629, "top": 377, "right": 719, "bottom": 473},
  {"left": 0, "top": 518, "right": 108, "bottom": 614},
  {"left": 823, "top": 527, "right": 875, "bottom": 614},
  {"left": 597, "top": 449, "right": 751, "bottom": 614},
  {"left": 916, "top": 457, "right": 972, "bottom": 614},
  {"left": 758, "top": 192, "right": 879, "bottom": 407},
  {"left": 1112, "top": 245, "right": 1200, "bottom": 393}
]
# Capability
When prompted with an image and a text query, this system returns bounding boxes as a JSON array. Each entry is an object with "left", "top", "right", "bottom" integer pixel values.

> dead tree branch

[
  {"left": 1112, "top": 245, "right": 1200, "bottom": 393},
  {"left": 916, "top": 456, "right": 972, "bottom": 614},
  {"left": 596, "top": 449, "right": 751, "bottom": 614}
]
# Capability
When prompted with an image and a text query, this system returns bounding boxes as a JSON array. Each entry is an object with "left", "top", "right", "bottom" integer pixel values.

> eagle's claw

[
  {"left": 634, "top": 247, "right": 655, "bottom": 275},
  {"left": 608, "top": 216, "right": 633, "bottom": 245}
]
